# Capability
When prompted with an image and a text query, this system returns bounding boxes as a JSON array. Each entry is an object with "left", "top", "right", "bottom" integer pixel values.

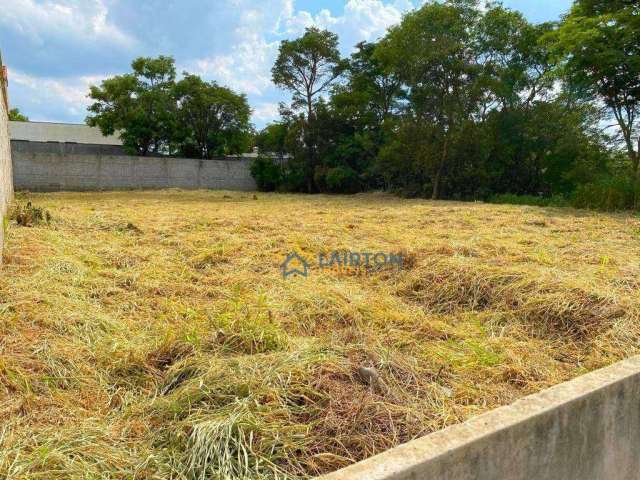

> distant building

[{"left": 9, "top": 121, "right": 126, "bottom": 156}]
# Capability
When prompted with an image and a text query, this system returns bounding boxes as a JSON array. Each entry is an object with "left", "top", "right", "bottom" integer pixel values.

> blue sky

[{"left": 0, "top": 0, "right": 573, "bottom": 129}]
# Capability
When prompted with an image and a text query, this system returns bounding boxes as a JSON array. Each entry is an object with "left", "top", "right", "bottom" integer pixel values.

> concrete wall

[
  {"left": 9, "top": 120, "right": 123, "bottom": 145},
  {"left": 0, "top": 54, "right": 14, "bottom": 258},
  {"left": 320, "top": 356, "right": 640, "bottom": 480},
  {"left": 12, "top": 141, "right": 256, "bottom": 192}
]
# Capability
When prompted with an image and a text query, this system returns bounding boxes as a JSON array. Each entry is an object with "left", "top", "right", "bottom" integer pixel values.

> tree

[
  {"left": 376, "top": 0, "right": 484, "bottom": 199},
  {"left": 477, "top": 7, "right": 554, "bottom": 112},
  {"left": 256, "top": 123, "right": 289, "bottom": 159},
  {"left": 174, "top": 74, "right": 251, "bottom": 158},
  {"left": 364, "top": 0, "right": 611, "bottom": 201},
  {"left": 349, "top": 41, "right": 402, "bottom": 122},
  {"left": 87, "top": 56, "right": 177, "bottom": 156},
  {"left": 272, "top": 27, "right": 347, "bottom": 192},
  {"left": 550, "top": 1, "right": 640, "bottom": 175},
  {"left": 8, "top": 108, "right": 28, "bottom": 122}
]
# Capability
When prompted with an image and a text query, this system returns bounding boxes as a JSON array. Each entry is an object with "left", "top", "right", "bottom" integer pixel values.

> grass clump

[
  {"left": 398, "top": 260, "right": 624, "bottom": 339},
  {"left": 9, "top": 201, "right": 52, "bottom": 227},
  {"left": 572, "top": 176, "right": 637, "bottom": 211},
  {"left": 488, "top": 193, "right": 569, "bottom": 208},
  {"left": 2, "top": 190, "right": 640, "bottom": 478}
]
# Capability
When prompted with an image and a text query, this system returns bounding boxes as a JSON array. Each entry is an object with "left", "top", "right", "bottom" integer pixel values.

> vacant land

[{"left": 1, "top": 191, "right": 639, "bottom": 479}]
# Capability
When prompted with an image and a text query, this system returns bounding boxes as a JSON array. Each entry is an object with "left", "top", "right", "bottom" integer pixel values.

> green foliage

[
  {"left": 572, "top": 176, "right": 637, "bottom": 211},
  {"left": 272, "top": 27, "right": 347, "bottom": 192},
  {"left": 324, "top": 166, "right": 361, "bottom": 194},
  {"left": 271, "top": 27, "right": 346, "bottom": 114},
  {"left": 255, "top": 123, "right": 288, "bottom": 157},
  {"left": 261, "top": 0, "right": 625, "bottom": 209},
  {"left": 87, "top": 56, "right": 251, "bottom": 158},
  {"left": 376, "top": 0, "right": 483, "bottom": 199},
  {"left": 490, "top": 178, "right": 638, "bottom": 211},
  {"left": 250, "top": 156, "right": 283, "bottom": 192},
  {"left": 548, "top": 0, "right": 640, "bottom": 173},
  {"left": 8, "top": 108, "right": 28, "bottom": 122},
  {"left": 488, "top": 194, "right": 569, "bottom": 208},
  {"left": 87, "top": 56, "right": 177, "bottom": 156},
  {"left": 10, "top": 202, "right": 52, "bottom": 227},
  {"left": 82, "top": 2, "right": 640, "bottom": 212},
  {"left": 349, "top": 41, "right": 402, "bottom": 122},
  {"left": 174, "top": 74, "right": 252, "bottom": 158}
]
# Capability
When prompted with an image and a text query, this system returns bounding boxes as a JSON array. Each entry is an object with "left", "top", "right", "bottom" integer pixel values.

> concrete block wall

[
  {"left": 11, "top": 142, "right": 257, "bottom": 192},
  {"left": 319, "top": 356, "right": 640, "bottom": 480},
  {"left": 0, "top": 55, "right": 14, "bottom": 258}
]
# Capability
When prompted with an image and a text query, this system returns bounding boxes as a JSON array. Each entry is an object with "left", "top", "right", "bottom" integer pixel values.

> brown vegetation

[{"left": 1, "top": 190, "right": 639, "bottom": 479}]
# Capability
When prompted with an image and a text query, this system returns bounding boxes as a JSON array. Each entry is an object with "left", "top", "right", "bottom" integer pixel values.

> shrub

[
  {"left": 488, "top": 194, "right": 568, "bottom": 208},
  {"left": 571, "top": 176, "right": 637, "bottom": 211},
  {"left": 324, "top": 166, "right": 361, "bottom": 194},
  {"left": 279, "top": 158, "right": 306, "bottom": 192},
  {"left": 10, "top": 202, "right": 52, "bottom": 227},
  {"left": 250, "top": 156, "right": 282, "bottom": 192}
]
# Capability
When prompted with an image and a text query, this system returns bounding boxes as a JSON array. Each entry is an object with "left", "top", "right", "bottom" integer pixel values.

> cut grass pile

[{"left": 1, "top": 190, "right": 639, "bottom": 479}]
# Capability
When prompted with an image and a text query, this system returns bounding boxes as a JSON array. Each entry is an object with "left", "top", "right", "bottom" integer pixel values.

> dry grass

[{"left": 1, "top": 190, "right": 640, "bottom": 479}]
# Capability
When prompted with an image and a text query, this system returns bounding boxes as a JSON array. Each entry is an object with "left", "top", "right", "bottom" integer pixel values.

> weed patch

[
  {"left": 10, "top": 201, "right": 52, "bottom": 227},
  {"left": 2, "top": 191, "right": 639, "bottom": 479}
]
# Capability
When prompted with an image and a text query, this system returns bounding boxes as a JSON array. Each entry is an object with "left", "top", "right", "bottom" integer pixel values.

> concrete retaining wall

[
  {"left": 0, "top": 54, "right": 14, "bottom": 258},
  {"left": 320, "top": 356, "right": 640, "bottom": 480},
  {"left": 12, "top": 141, "right": 257, "bottom": 192}
]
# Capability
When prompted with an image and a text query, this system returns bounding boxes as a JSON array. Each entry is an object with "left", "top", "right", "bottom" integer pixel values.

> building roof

[{"left": 9, "top": 121, "right": 122, "bottom": 146}]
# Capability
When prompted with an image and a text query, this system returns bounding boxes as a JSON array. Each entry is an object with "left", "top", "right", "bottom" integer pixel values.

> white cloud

[
  {"left": 252, "top": 102, "right": 281, "bottom": 123},
  {"left": 186, "top": 0, "right": 291, "bottom": 96},
  {"left": 5, "top": 0, "right": 418, "bottom": 126},
  {"left": 341, "top": 0, "right": 407, "bottom": 41},
  {"left": 282, "top": 0, "right": 413, "bottom": 47},
  {"left": 10, "top": 70, "right": 102, "bottom": 119},
  {"left": 283, "top": 8, "right": 339, "bottom": 34},
  {"left": 0, "top": 0, "right": 135, "bottom": 48},
  {"left": 187, "top": 0, "right": 416, "bottom": 126},
  {"left": 190, "top": 33, "right": 279, "bottom": 96}
]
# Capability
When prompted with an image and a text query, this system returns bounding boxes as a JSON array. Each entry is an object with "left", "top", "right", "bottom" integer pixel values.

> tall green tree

[
  {"left": 550, "top": 0, "right": 640, "bottom": 174},
  {"left": 272, "top": 27, "right": 347, "bottom": 192},
  {"left": 376, "top": 0, "right": 484, "bottom": 199},
  {"left": 349, "top": 41, "right": 402, "bottom": 123},
  {"left": 8, "top": 108, "right": 28, "bottom": 122},
  {"left": 256, "top": 123, "right": 289, "bottom": 159},
  {"left": 87, "top": 56, "right": 177, "bottom": 156},
  {"left": 477, "top": 7, "right": 554, "bottom": 111},
  {"left": 174, "top": 74, "right": 251, "bottom": 158}
]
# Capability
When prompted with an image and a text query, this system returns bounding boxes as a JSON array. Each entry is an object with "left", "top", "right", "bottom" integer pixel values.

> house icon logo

[{"left": 281, "top": 252, "right": 310, "bottom": 279}]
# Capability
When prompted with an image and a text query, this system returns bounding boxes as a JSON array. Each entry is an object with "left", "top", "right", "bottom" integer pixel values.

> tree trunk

[
  {"left": 304, "top": 127, "right": 315, "bottom": 193},
  {"left": 432, "top": 134, "right": 449, "bottom": 200},
  {"left": 305, "top": 95, "right": 316, "bottom": 194},
  {"left": 633, "top": 136, "right": 640, "bottom": 209},
  {"left": 625, "top": 136, "right": 639, "bottom": 174}
]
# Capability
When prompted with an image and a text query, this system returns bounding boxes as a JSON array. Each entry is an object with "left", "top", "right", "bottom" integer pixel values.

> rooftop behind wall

[{"left": 9, "top": 120, "right": 123, "bottom": 145}]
